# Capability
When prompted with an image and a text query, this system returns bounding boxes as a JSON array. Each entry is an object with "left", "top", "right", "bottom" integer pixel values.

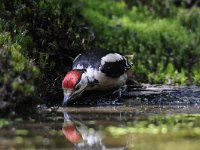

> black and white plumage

[
  {"left": 62, "top": 48, "right": 131, "bottom": 105},
  {"left": 73, "top": 48, "right": 130, "bottom": 77}
]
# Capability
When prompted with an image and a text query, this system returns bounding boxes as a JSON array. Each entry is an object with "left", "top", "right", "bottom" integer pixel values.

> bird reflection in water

[{"left": 62, "top": 112, "right": 127, "bottom": 150}]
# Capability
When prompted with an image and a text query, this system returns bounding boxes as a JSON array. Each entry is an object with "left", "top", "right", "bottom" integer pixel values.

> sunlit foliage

[{"left": 79, "top": 0, "right": 200, "bottom": 85}]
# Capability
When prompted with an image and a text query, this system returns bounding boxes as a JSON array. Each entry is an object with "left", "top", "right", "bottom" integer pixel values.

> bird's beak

[
  {"left": 62, "top": 85, "right": 88, "bottom": 106},
  {"left": 62, "top": 90, "right": 81, "bottom": 106},
  {"left": 62, "top": 91, "right": 72, "bottom": 106}
]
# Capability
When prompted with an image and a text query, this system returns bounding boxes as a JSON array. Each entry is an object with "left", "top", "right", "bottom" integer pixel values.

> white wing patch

[
  {"left": 101, "top": 53, "right": 123, "bottom": 66},
  {"left": 85, "top": 66, "right": 128, "bottom": 90}
]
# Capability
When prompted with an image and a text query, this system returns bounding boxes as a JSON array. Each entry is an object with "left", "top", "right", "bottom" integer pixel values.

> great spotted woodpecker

[{"left": 62, "top": 48, "right": 131, "bottom": 105}]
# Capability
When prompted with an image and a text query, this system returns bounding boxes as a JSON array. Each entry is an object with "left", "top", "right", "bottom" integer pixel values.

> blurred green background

[{"left": 0, "top": 0, "right": 200, "bottom": 115}]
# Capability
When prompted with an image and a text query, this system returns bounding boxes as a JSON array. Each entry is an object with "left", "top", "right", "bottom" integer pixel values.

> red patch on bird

[
  {"left": 63, "top": 123, "right": 82, "bottom": 144},
  {"left": 62, "top": 70, "right": 81, "bottom": 89}
]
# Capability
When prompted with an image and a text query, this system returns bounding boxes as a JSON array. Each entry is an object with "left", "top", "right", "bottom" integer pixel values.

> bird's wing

[
  {"left": 72, "top": 49, "right": 110, "bottom": 70},
  {"left": 72, "top": 49, "right": 131, "bottom": 78},
  {"left": 100, "top": 53, "right": 131, "bottom": 78}
]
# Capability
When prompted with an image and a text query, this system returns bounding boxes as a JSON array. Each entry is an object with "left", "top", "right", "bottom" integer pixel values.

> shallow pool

[{"left": 1, "top": 85, "right": 200, "bottom": 150}]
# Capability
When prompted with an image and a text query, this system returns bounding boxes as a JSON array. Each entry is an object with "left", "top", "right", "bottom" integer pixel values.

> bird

[{"left": 62, "top": 48, "right": 132, "bottom": 106}]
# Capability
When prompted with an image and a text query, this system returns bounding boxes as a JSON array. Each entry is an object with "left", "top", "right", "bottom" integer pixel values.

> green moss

[
  {"left": 0, "top": 30, "right": 39, "bottom": 115},
  {"left": 0, "top": 0, "right": 93, "bottom": 113},
  {"left": 178, "top": 7, "right": 200, "bottom": 32},
  {"left": 79, "top": 0, "right": 200, "bottom": 84}
]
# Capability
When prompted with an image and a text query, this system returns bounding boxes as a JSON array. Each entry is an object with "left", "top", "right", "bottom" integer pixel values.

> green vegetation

[
  {"left": 0, "top": 118, "right": 11, "bottom": 128},
  {"left": 0, "top": 0, "right": 90, "bottom": 115},
  {"left": 80, "top": 0, "right": 200, "bottom": 85},
  {"left": 0, "top": 0, "right": 200, "bottom": 115},
  {"left": 106, "top": 114, "right": 200, "bottom": 136},
  {"left": 0, "top": 29, "right": 39, "bottom": 116}
]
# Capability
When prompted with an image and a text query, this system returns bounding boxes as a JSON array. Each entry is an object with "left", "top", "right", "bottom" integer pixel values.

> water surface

[{"left": 1, "top": 85, "right": 200, "bottom": 150}]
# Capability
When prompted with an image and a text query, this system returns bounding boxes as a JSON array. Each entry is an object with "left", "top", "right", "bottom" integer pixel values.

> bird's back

[
  {"left": 72, "top": 48, "right": 111, "bottom": 70},
  {"left": 73, "top": 48, "right": 130, "bottom": 78}
]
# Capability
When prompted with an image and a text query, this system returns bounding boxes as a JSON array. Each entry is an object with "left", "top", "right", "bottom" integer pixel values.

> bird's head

[{"left": 62, "top": 70, "right": 87, "bottom": 106}]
